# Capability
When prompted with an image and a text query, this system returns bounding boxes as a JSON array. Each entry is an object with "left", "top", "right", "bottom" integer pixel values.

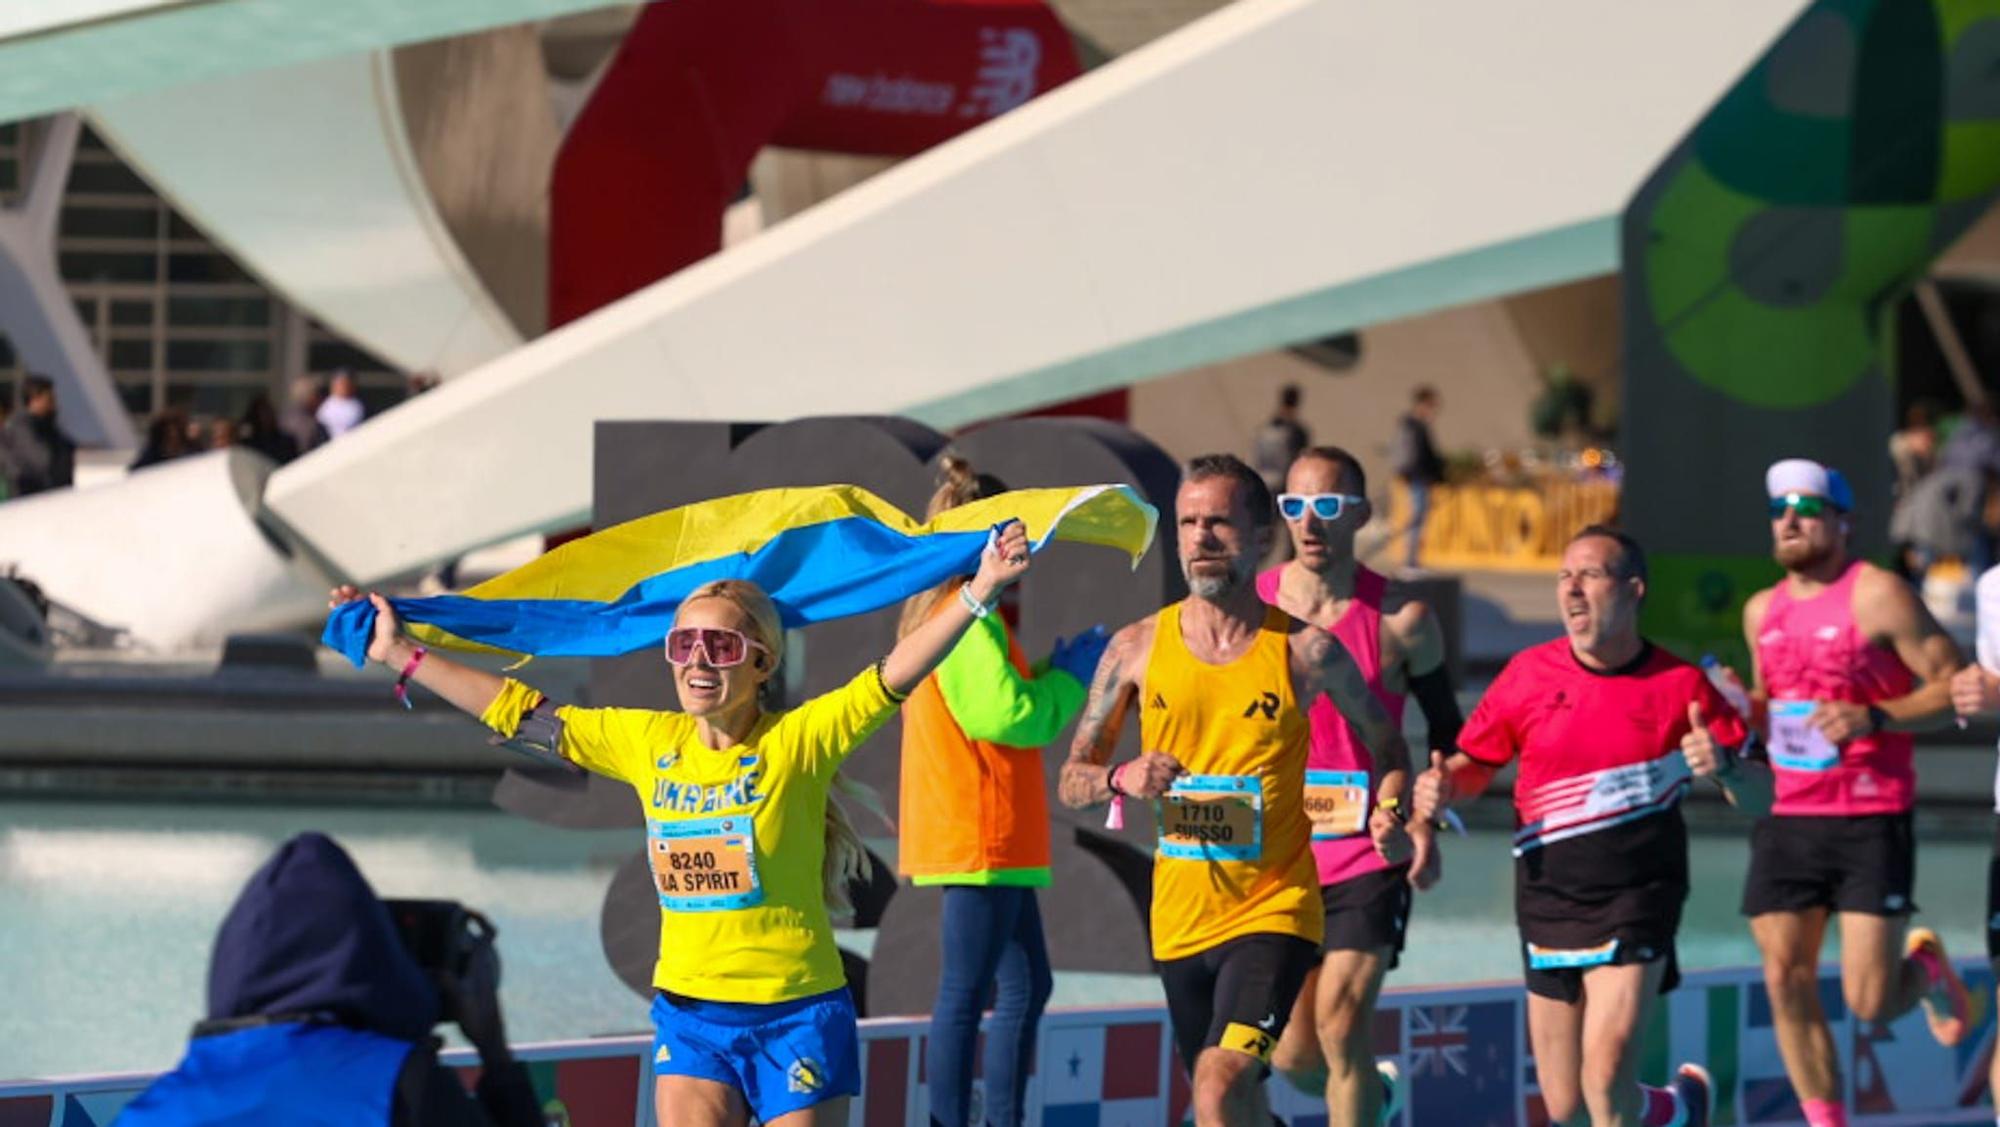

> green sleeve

[{"left": 935, "top": 615, "right": 1086, "bottom": 747}]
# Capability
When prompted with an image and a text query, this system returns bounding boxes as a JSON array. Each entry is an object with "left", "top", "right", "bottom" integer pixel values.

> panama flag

[
  {"left": 1406, "top": 997, "right": 1518, "bottom": 1126},
  {"left": 1037, "top": 1019, "right": 1170, "bottom": 1127}
]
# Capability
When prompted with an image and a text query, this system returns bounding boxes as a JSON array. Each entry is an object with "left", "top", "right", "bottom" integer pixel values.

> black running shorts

[
  {"left": 1321, "top": 864, "right": 1412, "bottom": 967},
  {"left": 1515, "top": 814, "right": 1687, "bottom": 1003},
  {"left": 1741, "top": 812, "right": 1916, "bottom": 918},
  {"left": 1157, "top": 932, "right": 1318, "bottom": 1078}
]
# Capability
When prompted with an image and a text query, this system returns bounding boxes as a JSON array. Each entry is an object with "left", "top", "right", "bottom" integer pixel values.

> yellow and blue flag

[{"left": 323, "top": 483, "right": 1156, "bottom": 666}]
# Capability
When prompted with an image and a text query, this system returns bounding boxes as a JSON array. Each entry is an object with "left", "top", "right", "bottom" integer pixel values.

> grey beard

[{"left": 1188, "top": 571, "right": 1239, "bottom": 600}]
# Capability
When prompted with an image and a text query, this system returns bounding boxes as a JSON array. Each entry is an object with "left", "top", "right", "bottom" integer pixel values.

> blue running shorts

[{"left": 649, "top": 987, "right": 860, "bottom": 1119}]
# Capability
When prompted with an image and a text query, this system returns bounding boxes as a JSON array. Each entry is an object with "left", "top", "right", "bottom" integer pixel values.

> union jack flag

[
  {"left": 1410, "top": 1006, "right": 1470, "bottom": 1077},
  {"left": 1407, "top": 998, "right": 1518, "bottom": 1127}
]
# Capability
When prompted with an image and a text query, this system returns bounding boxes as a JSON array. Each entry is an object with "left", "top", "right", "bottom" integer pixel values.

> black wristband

[
  {"left": 874, "top": 658, "right": 910, "bottom": 704},
  {"left": 1106, "top": 761, "right": 1129, "bottom": 798},
  {"left": 1866, "top": 704, "right": 1890, "bottom": 735}
]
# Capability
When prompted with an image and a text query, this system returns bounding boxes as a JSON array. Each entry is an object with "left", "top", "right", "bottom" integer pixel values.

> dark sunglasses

[
  {"left": 665, "top": 626, "right": 769, "bottom": 668},
  {"left": 1277, "top": 493, "right": 1366, "bottom": 521},
  {"left": 1767, "top": 492, "right": 1839, "bottom": 520}
]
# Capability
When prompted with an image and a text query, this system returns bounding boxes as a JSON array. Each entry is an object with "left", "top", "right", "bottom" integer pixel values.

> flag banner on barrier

[{"left": 3, "top": 964, "right": 1993, "bottom": 1126}]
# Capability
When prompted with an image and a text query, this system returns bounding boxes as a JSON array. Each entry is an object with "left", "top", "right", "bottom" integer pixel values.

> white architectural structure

[
  {"left": 265, "top": 0, "right": 1805, "bottom": 582},
  {"left": 0, "top": 0, "right": 1809, "bottom": 647},
  {"left": 0, "top": 0, "right": 634, "bottom": 125},
  {"left": 0, "top": 114, "right": 136, "bottom": 449},
  {"left": 91, "top": 54, "right": 526, "bottom": 380}
]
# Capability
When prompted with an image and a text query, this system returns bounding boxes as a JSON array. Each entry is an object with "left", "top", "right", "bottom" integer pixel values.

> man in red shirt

[{"left": 1417, "top": 526, "right": 1754, "bottom": 1127}]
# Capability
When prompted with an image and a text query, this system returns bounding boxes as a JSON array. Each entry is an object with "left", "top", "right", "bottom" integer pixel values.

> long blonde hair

[
  {"left": 677, "top": 579, "right": 884, "bottom": 919},
  {"left": 896, "top": 454, "right": 1009, "bottom": 639}
]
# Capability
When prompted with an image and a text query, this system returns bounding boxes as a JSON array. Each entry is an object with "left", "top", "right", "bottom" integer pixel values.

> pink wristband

[{"left": 393, "top": 646, "right": 428, "bottom": 710}]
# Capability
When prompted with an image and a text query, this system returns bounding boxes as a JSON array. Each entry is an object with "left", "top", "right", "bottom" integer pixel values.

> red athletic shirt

[{"left": 1459, "top": 639, "right": 1749, "bottom": 853}]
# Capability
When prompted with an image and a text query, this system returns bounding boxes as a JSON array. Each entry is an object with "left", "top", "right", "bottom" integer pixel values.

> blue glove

[{"left": 1049, "top": 625, "right": 1110, "bottom": 686}]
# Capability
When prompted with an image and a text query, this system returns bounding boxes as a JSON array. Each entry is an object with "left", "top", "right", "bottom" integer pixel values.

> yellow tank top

[{"left": 1141, "top": 602, "right": 1322, "bottom": 960}]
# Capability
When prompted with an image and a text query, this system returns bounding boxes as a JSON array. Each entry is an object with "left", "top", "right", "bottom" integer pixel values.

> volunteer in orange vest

[{"left": 898, "top": 456, "right": 1110, "bottom": 1127}]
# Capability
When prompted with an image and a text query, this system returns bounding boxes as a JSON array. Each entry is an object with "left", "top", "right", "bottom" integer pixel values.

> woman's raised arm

[
  {"left": 878, "top": 522, "right": 1030, "bottom": 696},
  {"left": 329, "top": 586, "right": 506, "bottom": 718}
]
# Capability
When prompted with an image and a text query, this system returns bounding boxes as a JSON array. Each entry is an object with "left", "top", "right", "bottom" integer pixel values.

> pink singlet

[
  {"left": 1256, "top": 564, "right": 1408, "bottom": 886},
  {"left": 1753, "top": 560, "right": 1915, "bottom": 816}
]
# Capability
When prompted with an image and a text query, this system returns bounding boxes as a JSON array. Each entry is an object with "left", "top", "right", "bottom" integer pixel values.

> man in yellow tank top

[{"left": 1059, "top": 453, "right": 1418, "bottom": 1127}]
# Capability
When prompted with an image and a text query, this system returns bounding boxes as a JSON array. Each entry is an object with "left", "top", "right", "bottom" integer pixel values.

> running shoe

[
  {"left": 1907, "top": 926, "right": 1970, "bottom": 1046},
  {"left": 1376, "top": 1059, "right": 1406, "bottom": 1126},
  {"left": 1670, "top": 1062, "right": 1712, "bottom": 1127}
]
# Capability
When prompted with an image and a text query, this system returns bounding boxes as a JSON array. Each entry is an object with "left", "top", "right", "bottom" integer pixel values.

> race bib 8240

[{"left": 647, "top": 815, "right": 763, "bottom": 911}]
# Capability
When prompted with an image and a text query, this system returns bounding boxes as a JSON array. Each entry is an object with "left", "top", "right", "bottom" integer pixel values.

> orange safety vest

[{"left": 897, "top": 618, "right": 1053, "bottom": 886}]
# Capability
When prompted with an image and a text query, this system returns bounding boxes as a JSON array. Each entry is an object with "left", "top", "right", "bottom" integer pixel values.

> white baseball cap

[{"left": 1765, "top": 458, "right": 1853, "bottom": 511}]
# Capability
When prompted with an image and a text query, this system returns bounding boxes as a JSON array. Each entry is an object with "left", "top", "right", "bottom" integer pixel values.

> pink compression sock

[
  {"left": 1801, "top": 1097, "right": 1847, "bottom": 1127},
  {"left": 1637, "top": 1083, "right": 1682, "bottom": 1126}
]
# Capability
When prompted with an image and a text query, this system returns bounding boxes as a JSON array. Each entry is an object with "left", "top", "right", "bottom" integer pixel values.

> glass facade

[{"left": 0, "top": 120, "right": 404, "bottom": 425}]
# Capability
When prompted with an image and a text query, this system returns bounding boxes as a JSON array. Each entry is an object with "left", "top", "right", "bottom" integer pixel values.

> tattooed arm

[
  {"left": 1296, "top": 627, "right": 1415, "bottom": 864},
  {"left": 1058, "top": 618, "right": 1179, "bottom": 807}
]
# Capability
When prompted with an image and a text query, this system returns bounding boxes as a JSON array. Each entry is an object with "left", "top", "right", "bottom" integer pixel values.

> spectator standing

[
  {"left": 1252, "top": 383, "right": 1312, "bottom": 497},
  {"left": 317, "top": 370, "right": 367, "bottom": 439},
  {"left": 1890, "top": 404, "right": 1939, "bottom": 499},
  {"left": 280, "top": 376, "right": 329, "bottom": 455},
  {"left": 205, "top": 416, "right": 238, "bottom": 451},
  {"left": 1393, "top": 386, "right": 1445, "bottom": 572},
  {"left": 2, "top": 375, "right": 76, "bottom": 496},
  {"left": 240, "top": 393, "right": 300, "bottom": 464},
  {"left": 131, "top": 408, "right": 193, "bottom": 471}
]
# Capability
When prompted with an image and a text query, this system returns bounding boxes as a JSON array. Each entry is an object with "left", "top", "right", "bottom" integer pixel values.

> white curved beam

[
  {"left": 264, "top": 0, "right": 1805, "bottom": 584},
  {"left": 0, "top": 449, "right": 329, "bottom": 648},
  {"left": 0, "top": 113, "right": 135, "bottom": 450},
  {"left": 0, "top": 0, "right": 636, "bottom": 126},
  {"left": 89, "top": 52, "right": 524, "bottom": 378}
]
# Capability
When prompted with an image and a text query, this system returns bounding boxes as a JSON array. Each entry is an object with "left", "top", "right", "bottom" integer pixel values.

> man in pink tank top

[
  {"left": 1742, "top": 459, "right": 1969, "bottom": 1127},
  {"left": 1258, "top": 447, "right": 1458, "bottom": 1127}
]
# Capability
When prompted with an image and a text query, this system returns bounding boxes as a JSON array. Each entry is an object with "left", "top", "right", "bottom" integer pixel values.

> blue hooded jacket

[{"left": 119, "top": 833, "right": 441, "bottom": 1126}]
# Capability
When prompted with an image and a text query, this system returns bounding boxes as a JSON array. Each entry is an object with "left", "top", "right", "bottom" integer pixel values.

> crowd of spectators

[
  {"left": 0, "top": 367, "right": 417, "bottom": 502},
  {"left": 1889, "top": 400, "right": 2000, "bottom": 583}
]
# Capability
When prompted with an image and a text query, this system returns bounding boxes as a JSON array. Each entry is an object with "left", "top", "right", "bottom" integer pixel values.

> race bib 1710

[{"left": 1158, "top": 775, "right": 1262, "bottom": 862}]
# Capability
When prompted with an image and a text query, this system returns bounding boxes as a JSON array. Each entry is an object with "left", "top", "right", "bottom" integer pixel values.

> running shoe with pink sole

[
  {"left": 1907, "top": 926, "right": 1970, "bottom": 1046},
  {"left": 1671, "top": 1062, "right": 1712, "bottom": 1127}
]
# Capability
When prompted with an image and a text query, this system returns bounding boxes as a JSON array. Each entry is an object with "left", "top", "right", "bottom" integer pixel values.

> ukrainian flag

[{"left": 323, "top": 483, "right": 1156, "bottom": 666}]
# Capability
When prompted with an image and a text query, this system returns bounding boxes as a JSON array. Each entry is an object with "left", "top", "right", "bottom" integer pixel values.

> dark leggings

[{"left": 926, "top": 886, "right": 1053, "bottom": 1127}]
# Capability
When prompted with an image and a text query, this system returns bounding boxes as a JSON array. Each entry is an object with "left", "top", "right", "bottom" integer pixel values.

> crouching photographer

[{"left": 119, "top": 832, "right": 542, "bottom": 1126}]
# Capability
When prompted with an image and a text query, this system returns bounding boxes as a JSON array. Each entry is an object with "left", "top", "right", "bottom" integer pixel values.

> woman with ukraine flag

[{"left": 323, "top": 482, "right": 1156, "bottom": 1127}]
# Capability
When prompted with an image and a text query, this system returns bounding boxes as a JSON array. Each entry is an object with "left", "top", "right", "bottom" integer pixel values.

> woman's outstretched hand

[
  {"left": 329, "top": 585, "right": 405, "bottom": 666},
  {"left": 969, "top": 521, "right": 1032, "bottom": 603}
]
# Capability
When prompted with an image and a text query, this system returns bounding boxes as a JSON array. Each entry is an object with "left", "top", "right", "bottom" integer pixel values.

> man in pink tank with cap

[
  {"left": 1258, "top": 446, "right": 1455, "bottom": 1126},
  {"left": 1742, "top": 457, "right": 1970, "bottom": 1127}
]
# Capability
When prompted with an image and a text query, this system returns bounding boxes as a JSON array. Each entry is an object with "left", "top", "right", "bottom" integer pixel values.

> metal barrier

[{"left": 4, "top": 960, "right": 1991, "bottom": 1126}]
